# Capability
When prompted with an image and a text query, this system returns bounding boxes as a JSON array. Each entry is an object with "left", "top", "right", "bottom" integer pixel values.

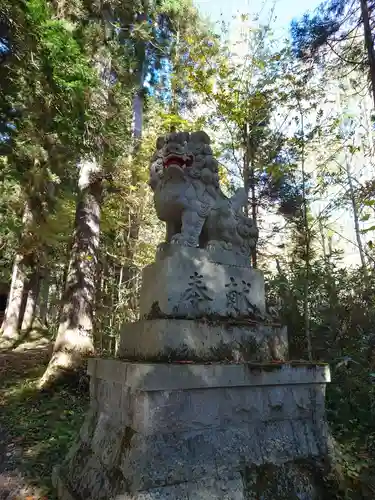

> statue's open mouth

[{"left": 163, "top": 153, "right": 193, "bottom": 169}]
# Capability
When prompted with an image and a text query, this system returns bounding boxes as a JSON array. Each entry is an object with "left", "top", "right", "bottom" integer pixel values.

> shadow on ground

[{"left": 0, "top": 346, "right": 89, "bottom": 499}]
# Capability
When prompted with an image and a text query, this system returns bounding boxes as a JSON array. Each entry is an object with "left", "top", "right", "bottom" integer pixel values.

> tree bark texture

[
  {"left": 0, "top": 202, "right": 33, "bottom": 346},
  {"left": 298, "top": 103, "right": 312, "bottom": 361},
  {"left": 39, "top": 166, "right": 102, "bottom": 387},
  {"left": 360, "top": 0, "right": 375, "bottom": 109},
  {"left": 345, "top": 156, "right": 369, "bottom": 280},
  {"left": 35, "top": 272, "right": 49, "bottom": 327},
  {"left": 0, "top": 255, "right": 27, "bottom": 346},
  {"left": 243, "top": 123, "right": 258, "bottom": 268},
  {"left": 20, "top": 270, "right": 42, "bottom": 332}
]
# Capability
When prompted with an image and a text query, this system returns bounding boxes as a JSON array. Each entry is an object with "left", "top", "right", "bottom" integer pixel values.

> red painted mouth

[{"left": 163, "top": 154, "right": 193, "bottom": 169}]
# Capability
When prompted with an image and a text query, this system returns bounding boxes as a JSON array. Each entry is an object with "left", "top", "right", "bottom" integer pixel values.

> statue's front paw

[
  {"left": 171, "top": 234, "right": 198, "bottom": 247},
  {"left": 156, "top": 242, "right": 169, "bottom": 253}
]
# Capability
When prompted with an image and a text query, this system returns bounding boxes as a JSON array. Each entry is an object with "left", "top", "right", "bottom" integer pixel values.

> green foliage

[
  {"left": 266, "top": 245, "right": 375, "bottom": 496},
  {"left": 0, "top": 352, "right": 89, "bottom": 497},
  {"left": 291, "top": 0, "right": 365, "bottom": 64}
]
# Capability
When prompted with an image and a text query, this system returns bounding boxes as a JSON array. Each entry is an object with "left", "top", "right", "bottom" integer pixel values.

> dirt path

[{"left": 0, "top": 346, "right": 51, "bottom": 500}]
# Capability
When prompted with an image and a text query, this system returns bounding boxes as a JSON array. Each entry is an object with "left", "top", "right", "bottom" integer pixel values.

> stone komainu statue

[{"left": 149, "top": 130, "right": 258, "bottom": 260}]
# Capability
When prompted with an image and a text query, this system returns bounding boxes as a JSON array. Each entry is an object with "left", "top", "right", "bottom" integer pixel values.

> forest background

[{"left": 1, "top": 0, "right": 375, "bottom": 497}]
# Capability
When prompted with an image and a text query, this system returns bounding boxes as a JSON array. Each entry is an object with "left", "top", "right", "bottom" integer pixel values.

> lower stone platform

[
  {"left": 54, "top": 359, "right": 333, "bottom": 500},
  {"left": 118, "top": 318, "right": 288, "bottom": 362}
]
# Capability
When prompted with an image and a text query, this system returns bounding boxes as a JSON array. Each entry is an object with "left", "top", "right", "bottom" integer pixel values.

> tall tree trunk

[
  {"left": 21, "top": 270, "right": 41, "bottom": 332},
  {"left": 35, "top": 272, "right": 49, "bottom": 328},
  {"left": 319, "top": 222, "right": 340, "bottom": 356},
  {"left": 39, "top": 3, "right": 112, "bottom": 385},
  {"left": 39, "top": 160, "right": 103, "bottom": 388},
  {"left": 93, "top": 255, "right": 105, "bottom": 352},
  {"left": 0, "top": 255, "right": 27, "bottom": 347},
  {"left": 0, "top": 202, "right": 33, "bottom": 347},
  {"left": 298, "top": 101, "right": 312, "bottom": 361},
  {"left": 243, "top": 122, "right": 258, "bottom": 268},
  {"left": 249, "top": 167, "right": 257, "bottom": 268},
  {"left": 117, "top": 48, "right": 145, "bottom": 327},
  {"left": 123, "top": 218, "right": 141, "bottom": 320},
  {"left": 170, "top": 22, "right": 180, "bottom": 118},
  {"left": 132, "top": 91, "right": 143, "bottom": 144},
  {"left": 319, "top": 219, "right": 327, "bottom": 261},
  {"left": 360, "top": 0, "right": 375, "bottom": 109},
  {"left": 132, "top": 12, "right": 146, "bottom": 146},
  {"left": 345, "top": 155, "right": 369, "bottom": 279}
]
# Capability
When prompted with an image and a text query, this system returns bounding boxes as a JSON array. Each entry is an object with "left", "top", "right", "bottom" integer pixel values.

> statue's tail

[{"left": 230, "top": 188, "right": 247, "bottom": 212}]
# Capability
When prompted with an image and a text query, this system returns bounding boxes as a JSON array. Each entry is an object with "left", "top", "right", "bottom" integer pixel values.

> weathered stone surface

[
  {"left": 54, "top": 463, "right": 332, "bottom": 500},
  {"left": 87, "top": 361, "right": 328, "bottom": 438},
  {"left": 55, "top": 361, "right": 332, "bottom": 499},
  {"left": 55, "top": 474, "right": 245, "bottom": 500},
  {"left": 243, "top": 461, "right": 332, "bottom": 499},
  {"left": 118, "top": 318, "right": 288, "bottom": 362},
  {"left": 87, "top": 358, "right": 330, "bottom": 391},
  {"left": 139, "top": 246, "right": 266, "bottom": 319},
  {"left": 155, "top": 242, "right": 252, "bottom": 268},
  {"left": 115, "top": 420, "right": 329, "bottom": 490},
  {"left": 90, "top": 384, "right": 326, "bottom": 437}
]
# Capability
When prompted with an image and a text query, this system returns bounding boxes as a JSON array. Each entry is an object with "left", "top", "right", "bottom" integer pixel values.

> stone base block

[
  {"left": 54, "top": 472, "right": 245, "bottom": 500},
  {"left": 139, "top": 246, "right": 266, "bottom": 319},
  {"left": 55, "top": 359, "right": 333, "bottom": 500},
  {"left": 118, "top": 319, "right": 288, "bottom": 362}
]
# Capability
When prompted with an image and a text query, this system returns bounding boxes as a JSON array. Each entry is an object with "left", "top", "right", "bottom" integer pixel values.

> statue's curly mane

[{"left": 149, "top": 131, "right": 221, "bottom": 192}]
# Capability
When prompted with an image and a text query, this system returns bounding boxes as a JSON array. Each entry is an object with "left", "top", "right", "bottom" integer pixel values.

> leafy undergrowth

[
  {"left": 0, "top": 347, "right": 89, "bottom": 499},
  {"left": 326, "top": 367, "right": 375, "bottom": 499}
]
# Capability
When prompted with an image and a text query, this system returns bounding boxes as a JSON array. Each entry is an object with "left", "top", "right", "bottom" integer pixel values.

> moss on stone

[
  {"left": 244, "top": 362, "right": 285, "bottom": 372},
  {"left": 243, "top": 459, "right": 340, "bottom": 499},
  {"left": 117, "top": 337, "right": 273, "bottom": 364},
  {"left": 238, "top": 336, "right": 260, "bottom": 359},
  {"left": 144, "top": 305, "right": 282, "bottom": 327},
  {"left": 119, "top": 426, "right": 136, "bottom": 455},
  {"left": 289, "top": 361, "right": 329, "bottom": 368}
]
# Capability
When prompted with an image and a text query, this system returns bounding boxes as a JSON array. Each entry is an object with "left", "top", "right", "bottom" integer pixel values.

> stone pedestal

[
  {"left": 54, "top": 246, "right": 334, "bottom": 499},
  {"left": 118, "top": 319, "right": 288, "bottom": 362},
  {"left": 140, "top": 246, "right": 266, "bottom": 319},
  {"left": 122, "top": 246, "right": 283, "bottom": 364},
  {"left": 54, "top": 359, "right": 332, "bottom": 500}
]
